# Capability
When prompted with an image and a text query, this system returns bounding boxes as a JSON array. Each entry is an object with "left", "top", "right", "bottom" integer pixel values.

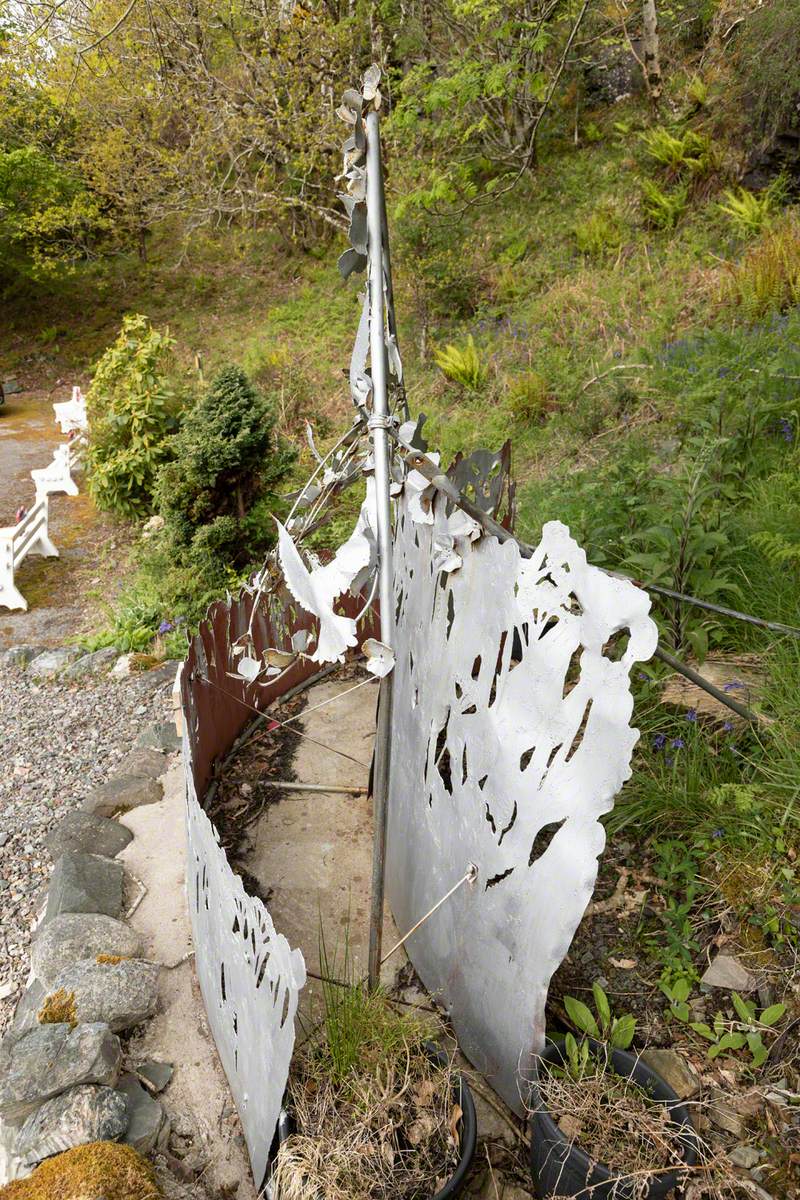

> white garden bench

[
  {"left": 30, "top": 435, "right": 86, "bottom": 502},
  {"left": 53, "top": 386, "right": 88, "bottom": 435},
  {"left": 0, "top": 498, "right": 58, "bottom": 611}
]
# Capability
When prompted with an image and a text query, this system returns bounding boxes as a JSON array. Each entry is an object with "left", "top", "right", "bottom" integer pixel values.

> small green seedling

[
  {"left": 563, "top": 1031, "right": 591, "bottom": 1080},
  {"left": 564, "top": 981, "right": 637, "bottom": 1050},
  {"left": 662, "top": 979, "right": 785, "bottom": 1067}
]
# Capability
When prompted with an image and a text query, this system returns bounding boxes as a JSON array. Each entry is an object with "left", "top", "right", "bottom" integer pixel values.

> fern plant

[
  {"left": 719, "top": 177, "right": 787, "bottom": 236},
  {"left": 641, "top": 127, "right": 714, "bottom": 178},
  {"left": 433, "top": 334, "right": 487, "bottom": 390},
  {"left": 724, "top": 212, "right": 800, "bottom": 318},
  {"left": 641, "top": 179, "right": 688, "bottom": 230}
]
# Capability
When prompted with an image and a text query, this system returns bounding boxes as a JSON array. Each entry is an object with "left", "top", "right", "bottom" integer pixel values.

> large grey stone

[
  {"left": 62, "top": 646, "right": 119, "bottom": 679},
  {"left": 115, "top": 747, "right": 167, "bottom": 780},
  {"left": 45, "top": 811, "right": 133, "bottom": 860},
  {"left": 700, "top": 954, "right": 756, "bottom": 994},
  {"left": 135, "top": 722, "right": 182, "bottom": 754},
  {"left": 0, "top": 1022, "right": 121, "bottom": 1122},
  {"left": 27, "top": 647, "right": 83, "bottom": 678},
  {"left": 116, "top": 1074, "right": 168, "bottom": 1153},
  {"left": 16, "top": 1084, "right": 129, "bottom": 1164},
  {"left": 641, "top": 1049, "right": 700, "bottom": 1099},
  {"left": 43, "top": 959, "right": 159, "bottom": 1033},
  {"left": 44, "top": 852, "right": 124, "bottom": 923},
  {"left": 83, "top": 774, "right": 162, "bottom": 818},
  {"left": 31, "top": 913, "right": 142, "bottom": 990},
  {"left": 0, "top": 646, "right": 42, "bottom": 670}
]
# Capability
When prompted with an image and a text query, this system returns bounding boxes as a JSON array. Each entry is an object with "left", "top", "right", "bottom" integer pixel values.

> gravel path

[{"left": 0, "top": 663, "right": 174, "bottom": 1034}]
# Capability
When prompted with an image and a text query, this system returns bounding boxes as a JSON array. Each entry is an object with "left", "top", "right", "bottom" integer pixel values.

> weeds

[
  {"left": 722, "top": 210, "right": 800, "bottom": 319},
  {"left": 433, "top": 335, "right": 487, "bottom": 390}
]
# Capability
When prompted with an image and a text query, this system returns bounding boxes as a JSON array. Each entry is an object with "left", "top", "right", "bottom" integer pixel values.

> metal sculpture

[{"left": 385, "top": 478, "right": 658, "bottom": 1113}]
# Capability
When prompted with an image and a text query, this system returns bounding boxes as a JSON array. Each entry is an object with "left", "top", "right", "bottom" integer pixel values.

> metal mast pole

[{"left": 365, "top": 106, "right": 396, "bottom": 990}]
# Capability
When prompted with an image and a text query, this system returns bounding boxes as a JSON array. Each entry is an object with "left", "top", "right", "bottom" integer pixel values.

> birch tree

[{"left": 642, "top": 0, "right": 662, "bottom": 103}]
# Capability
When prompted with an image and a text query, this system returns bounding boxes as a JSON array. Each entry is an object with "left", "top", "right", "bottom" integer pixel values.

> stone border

[{"left": 0, "top": 701, "right": 181, "bottom": 1188}]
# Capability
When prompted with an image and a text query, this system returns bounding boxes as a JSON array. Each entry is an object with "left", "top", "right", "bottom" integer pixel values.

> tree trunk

[{"left": 642, "top": 0, "right": 662, "bottom": 103}]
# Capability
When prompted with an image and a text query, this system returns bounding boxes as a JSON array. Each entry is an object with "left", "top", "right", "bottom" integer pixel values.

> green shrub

[
  {"left": 153, "top": 364, "right": 295, "bottom": 593},
  {"left": 433, "top": 335, "right": 487, "bottom": 390},
  {"left": 86, "top": 314, "right": 182, "bottom": 518},
  {"left": 640, "top": 178, "right": 688, "bottom": 229}
]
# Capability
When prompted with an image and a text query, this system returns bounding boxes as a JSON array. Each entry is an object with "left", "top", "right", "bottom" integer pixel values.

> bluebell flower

[
  {"left": 665, "top": 753, "right": 674, "bottom": 766},
  {"left": 653, "top": 733, "right": 667, "bottom": 750},
  {"left": 671, "top": 737, "right": 685, "bottom": 750},
  {"left": 158, "top": 619, "right": 174, "bottom": 634},
  {"left": 638, "top": 671, "right": 648, "bottom": 681},
  {"left": 712, "top": 828, "right": 724, "bottom": 839},
  {"left": 686, "top": 709, "right": 697, "bottom": 722},
  {"left": 723, "top": 720, "right": 734, "bottom": 732},
  {"left": 722, "top": 680, "right": 744, "bottom": 692}
]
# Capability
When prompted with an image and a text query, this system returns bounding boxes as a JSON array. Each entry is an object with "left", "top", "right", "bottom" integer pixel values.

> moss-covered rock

[{"left": 0, "top": 1140, "right": 161, "bottom": 1200}]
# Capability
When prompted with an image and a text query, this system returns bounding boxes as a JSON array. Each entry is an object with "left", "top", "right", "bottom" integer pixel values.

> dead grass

[
  {"left": 272, "top": 1038, "right": 462, "bottom": 1200},
  {"left": 538, "top": 1060, "right": 686, "bottom": 1180}
]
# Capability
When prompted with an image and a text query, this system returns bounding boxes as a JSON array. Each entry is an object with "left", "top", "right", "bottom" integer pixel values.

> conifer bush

[{"left": 153, "top": 364, "right": 295, "bottom": 595}]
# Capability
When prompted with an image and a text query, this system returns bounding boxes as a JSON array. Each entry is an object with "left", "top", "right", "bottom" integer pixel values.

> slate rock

[
  {"left": 82, "top": 774, "right": 162, "bottom": 818},
  {"left": 116, "top": 1074, "right": 168, "bottom": 1154},
  {"left": 0, "top": 1022, "right": 121, "bottom": 1122},
  {"left": 707, "top": 1088, "right": 745, "bottom": 1136},
  {"left": 114, "top": 747, "right": 166, "bottom": 780},
  {"left": 585, "top": 42, "right": 645, "bottom": 105},
  {"left": 7, "top": 980, "right": 46, "bottom": 1046},
  {"left": 45, "top": 811, "right": 133, "bottom": 861},
  {"left": 44, "top": 852, "right": 124, "bottom": 923},
  {"left": 62, "top": 646, "right": 119, "bottom": 679},
  {"left": 0, "top": 646, "right": 42, "bottom": 670},
  {"left": 641, "top": 1049, "right": 700, "bottom": 1099},
  {"left": 135, "top": 722, "right": 182, "bottom": 754},
  {"left": 700, "top": 954, "right": 756, "bottom": 993},
  {"left": 31, "top": 913, "right": 142, "bottom": 990},
  {"left": 111, "top": 654, "right": 133, "bottom": 678},
  {"left": 136, "top": 1059, "right": 173, "bottom": 1094},
  {"left": 16, "top": 1084, "right": 129, "bottom": 1164},
  {"left": 44, "top": 959, "right": 159, "bottom": 1033},
  {"left": 730, "top": 1144, "right": 760, "bottom": 1169},
  {"left": 26, "top": 647, "right": 83, "bottom": 678}
]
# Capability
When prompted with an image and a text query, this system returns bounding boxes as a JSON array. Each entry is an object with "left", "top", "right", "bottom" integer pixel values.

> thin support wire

[
  {"left": 196, "top": 672, "right": 371, "bottom": 769},
  {"left": 380, "top": 865, "right": 477, "bottom": 966}
]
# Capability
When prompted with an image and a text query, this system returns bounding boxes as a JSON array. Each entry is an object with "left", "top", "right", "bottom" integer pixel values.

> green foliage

[
  {"left": 718, "top": 178, "right": 787, "bottom": 237},
  {"left": 86, "top": 315, "right": 181, "bottom": 518},
  {"left": 686, "top": 76, "right": 708, "bottom": 109},
  {"left": 640, "top": 178, "right": 688, "bottom": 230},
  {"left": 506, "top": 371, "right": 549, "bottom": 423},
  {"left": 734, "top": 0, "right": 800, "bottom": 146},
  {"left": 723, "top": 211, "right": 800, "bottom": 319},
  {"left": 640, "top": 127, "right": 714, "bottom": 178},
  {"left": 0, "top": 146, "right": 107, "bottom": 284},
  {"left": 562, "top": 1031, "right": 591, "bottom": 1081},
  {"left": 573, "top": 209, "right": 622, "bottom": 257},
  {"left": 563, "top": 982, "right": 636, "bottom": 1050},
  {"left": 664, "top": 980, "right": 786, "bottom": 1068},
  {"left": 153, "top": 364, "right": 294, "bottom": 595},
  {"left": 434, "top": 335, "right": 487, "bottom": 390},
  {"left": 646, "top": 841, "right": 703, "bottom": 984}
]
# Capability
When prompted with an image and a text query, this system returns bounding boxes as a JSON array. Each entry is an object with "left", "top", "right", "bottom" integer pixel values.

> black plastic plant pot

[
  {"left": 529, "top": 1039, "right": 698, "bottom": 1200},
  {"left": 262, "top": 1043, "right": 478, "bottom": 1200}
]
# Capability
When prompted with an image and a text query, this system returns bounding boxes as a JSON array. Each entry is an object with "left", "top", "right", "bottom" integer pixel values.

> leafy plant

[
  {"left": 573, "top": 209, "right": 622, "bottom": 257},
  {"left": 86, "top": 314, "right": 182, "bottom": 518},
  {"left": 640, "top": 178, "right": 688, "bottom": 230},
  {"left": 641, "top": 127, "right": 714, "bottom": 178},
  {"left": 563, "top": 982, "right": 636, "bottom": 1050},
  {"left": 434, "top": 335, "right": 487, "bottom": 390},
  {"left": 686, "top": 77, "right": 708, "bottom": 109},
  {"left": 563, "top": 1031, "right": 591, "bottom": 1081},
  {"left": 664, "top": 981, "right": 786, "bottom": 1068},
  {"left": 719, "top": 178, "right": 787, "bottom": 237},
  {"left": 506, "top": 371, "right": 549, "bottom": 423},
  {"left": 723, "top": 211, "right": 800, "bottom": 319}
]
